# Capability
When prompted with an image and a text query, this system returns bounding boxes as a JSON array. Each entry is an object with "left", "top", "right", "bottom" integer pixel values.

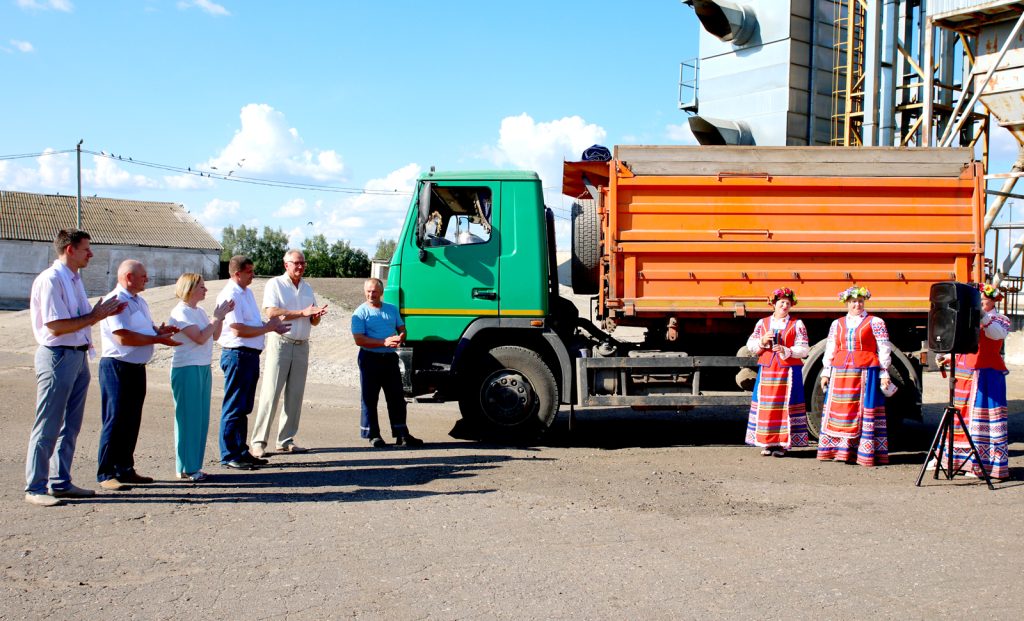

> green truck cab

[{"left": 385, "top": 169, "right": 578, "bottom": 440}]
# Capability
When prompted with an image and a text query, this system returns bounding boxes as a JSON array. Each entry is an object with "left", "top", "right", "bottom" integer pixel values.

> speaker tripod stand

[{"left": 915, "top": 358, "right": 994, "bottom": 489}]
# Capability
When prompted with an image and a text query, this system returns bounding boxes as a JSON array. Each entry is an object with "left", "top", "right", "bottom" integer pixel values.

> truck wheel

[
  {"left": 571, "top": 201, "right": 600, "bottom": 295},
  {"left": 458, "top": 345, "right": 559, "bottom": 442}
]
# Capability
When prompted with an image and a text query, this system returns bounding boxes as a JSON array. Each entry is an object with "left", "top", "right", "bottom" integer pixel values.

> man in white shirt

[
  {"left": 216, "top": 255, "right": 290, "bottom": 470},
  {"left": 97, "top": 260, "right": 181, "bottom": 490},
  {"left": 25, "top": 229, "right": 126, "bottom": 506},
  {"left": 251, "top": 249, "right": 327, "bottom": 457}
]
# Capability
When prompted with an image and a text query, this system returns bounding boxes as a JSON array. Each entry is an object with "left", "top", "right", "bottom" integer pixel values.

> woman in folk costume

[
  {"left": 935, "top": 283, "right": 1012, "bottom": 481},
  {"left": 817, "top": 286, "right": 892, "bottom": 466},
  {"left": 744, "top": 287, "right": 809, "bottom": 457}
]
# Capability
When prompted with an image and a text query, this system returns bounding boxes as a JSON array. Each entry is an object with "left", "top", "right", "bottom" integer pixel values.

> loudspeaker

[{"left": 928, "top": 282, "right": 981, "bottom": 354}]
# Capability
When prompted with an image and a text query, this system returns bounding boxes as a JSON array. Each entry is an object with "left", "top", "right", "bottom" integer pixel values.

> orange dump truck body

[{"left": 564, "top": 146, "right": 983, "bottom": 324}]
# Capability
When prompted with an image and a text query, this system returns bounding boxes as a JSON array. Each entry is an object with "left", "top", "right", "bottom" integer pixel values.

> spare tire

[{"left": 571, "top": 200, "right": 600, "bottom": 295}]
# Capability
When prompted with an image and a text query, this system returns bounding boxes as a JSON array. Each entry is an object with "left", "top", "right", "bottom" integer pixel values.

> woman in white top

[{"left": 167, "top": 274, "right": 233, "bottom": 481}]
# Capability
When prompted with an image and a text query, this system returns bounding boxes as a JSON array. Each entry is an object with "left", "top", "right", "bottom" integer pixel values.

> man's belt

[
  {"left": 226, "top": 346, "right": 263, "bottom": 355},
  {"left": 276, "top": 334, "right": 308, "bottom": 345},
  {"left": 47, "top": 344, "right": 89, "bottom": 352}
]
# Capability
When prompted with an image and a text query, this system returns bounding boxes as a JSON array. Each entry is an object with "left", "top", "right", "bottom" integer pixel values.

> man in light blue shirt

[{"left": 351, "top": 278, "right": 423, "bottom": 447}]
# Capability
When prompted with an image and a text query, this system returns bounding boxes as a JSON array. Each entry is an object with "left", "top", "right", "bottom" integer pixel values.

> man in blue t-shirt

[{"left": 350, "top": 278, "right": 423, "bottom": 447}]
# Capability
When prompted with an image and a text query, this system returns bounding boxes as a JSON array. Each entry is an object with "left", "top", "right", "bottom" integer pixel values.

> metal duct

[
  {"left": 690, "top": 0, "right": 757, "bottom": 46},
  {"left": 688, "top": 116, "right": 754, "bottom": 145}
]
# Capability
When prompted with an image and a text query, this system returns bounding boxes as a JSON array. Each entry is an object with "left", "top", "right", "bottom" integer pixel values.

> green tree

[
  {"left": 330, "top": 239, "right": 371, "bottom": 278},
  {"left": 302, "top": 234, "right": 335, "bottom": 277},
  {"left": 221, "top": 224, "right": 259, "bottom": 262},
  {"left": 373, "top": 238, "right": 397, "bottom": 262},
  {"left": 252, "top": 227, "right": 290, "bottom": 276}
]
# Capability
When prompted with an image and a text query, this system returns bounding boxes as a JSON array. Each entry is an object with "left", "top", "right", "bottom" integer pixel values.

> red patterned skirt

[
  {"left": 816, "top": 367, "right": 888, "bottom": 467},
  {"left": 745, "top": 363, "right": 808, "bottom": 449}
]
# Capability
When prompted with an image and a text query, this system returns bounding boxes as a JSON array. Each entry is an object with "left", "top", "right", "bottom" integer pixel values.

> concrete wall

[{"left": 0, "top": 240, "right": 220, "bottom": 308}]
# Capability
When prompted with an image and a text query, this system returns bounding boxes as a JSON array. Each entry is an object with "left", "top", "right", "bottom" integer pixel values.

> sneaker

[
  {"left": 251, "top": 444, "right": 267, "bottom": 458},
  {"left": 277, "top": 444, "right": 308, "bottom": 453},
  {"left": 99, "top": 479, "right": 129, "bottom": 491},
  {"left": 369, "top": 437, "right": 387, "bottom": 448},
  {"left": 395, "top": 434, "right": 424, "bottom": 447},
  {"left": 118, "top": 472, "right": 154, "bottom": 484},
  {"left": 50, "top": 484, "right": 96, "bottom": 498},
  {"left": 25, "top": 492, "right": 63, "bottom": 507}
]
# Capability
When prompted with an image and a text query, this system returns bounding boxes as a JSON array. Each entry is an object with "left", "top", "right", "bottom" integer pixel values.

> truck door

[{"left": 398, "top": 180, "right": 499, "bottom": 342}]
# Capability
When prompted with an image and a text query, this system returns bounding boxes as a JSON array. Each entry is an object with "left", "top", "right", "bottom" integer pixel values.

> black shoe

[
  {"left": 369, "top": 437, "right": 387, "bottom": 448},
  {"left": 222, "top": 460, "right": 256, "bottom": 470},
  {"left": 239, "top": 453, "right": 269, "bottom": 466},
  {"left": 396, "top": 434, "right": 424, "bottom": 447},
  {"left": 119, "top": 471, "right": 154, "bottom": 484}
]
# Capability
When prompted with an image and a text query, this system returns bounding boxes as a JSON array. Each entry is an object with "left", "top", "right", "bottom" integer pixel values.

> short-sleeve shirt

[
  {"left": 262, "top": 274, "right": 317, "bottom": 341},
  {"left": 100, "top": 284, "right": 156, "bottom": 364},
  {"left": 167, "top": 301, "right": 213, "bottom": 368},
  {"left": 30, "top": 260, "right": 92, "bottom": 347},
  {"left": 216, "top": 279, "right": 264, "bottom": 350},
  {"left": 351, "top": 301, "right": 404, "bottom": 354}
]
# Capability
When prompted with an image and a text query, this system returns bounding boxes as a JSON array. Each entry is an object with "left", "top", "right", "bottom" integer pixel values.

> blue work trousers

[
  {"left": 25, "top": 346, "right": 90, "bottom": 494},
  {"left": 358, "top": 349, "right": 408, "bottom": 439},
  {"left": 219, "top": 347, "right": 260, "bottom": 462},
  {"left": 97, "top": 357, "right": 147, "bottom": 482}
]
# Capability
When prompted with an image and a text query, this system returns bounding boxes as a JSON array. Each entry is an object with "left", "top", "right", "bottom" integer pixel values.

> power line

[
  {"left": 81, "top": 149, "right": 411, "bottom": 196},
  {"left": 0, "top": 149, "right": 75, "bottom": 161}
]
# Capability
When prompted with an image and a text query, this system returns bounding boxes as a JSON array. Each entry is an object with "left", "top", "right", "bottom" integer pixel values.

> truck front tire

[{"left": 458, "top": 345, "right": 559, "bottom": 442}]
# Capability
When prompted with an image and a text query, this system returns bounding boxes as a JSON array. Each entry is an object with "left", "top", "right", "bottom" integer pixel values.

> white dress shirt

[
  {"left": 30, "top": 260, "right": 93, "bottom": 347},
  {"left": 100, "top": 284, "right": 156, "bottom": 364},
  {"left": 216, "top": 279, "right": 265, "bottom": 350},
  {"left": 262, "top": 274, "right": 317, "bottom": 341}
]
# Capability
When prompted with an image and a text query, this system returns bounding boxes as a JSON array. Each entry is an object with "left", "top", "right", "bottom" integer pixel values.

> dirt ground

[{"left": 1, "top": 278, "right": 1023, "bottom": 619}]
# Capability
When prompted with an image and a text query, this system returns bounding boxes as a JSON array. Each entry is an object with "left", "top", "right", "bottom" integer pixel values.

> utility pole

[{"left": 76, "top": 139, "right": 83, "bottom": 229}]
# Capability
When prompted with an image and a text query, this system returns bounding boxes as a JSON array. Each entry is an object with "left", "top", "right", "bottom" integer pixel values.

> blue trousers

[
  {"left": 97, "top": 357, "right": 147, "bottom": 482},
  {"left": 220, "top": 347, "right": 260, "bottom": 462},
  {"left": 25, "top": 346, "right": 90, "bottom": 494},
  {"left": 358, "top": 349, "right": 408, "bottom": 439},
  {"left": 171, "top": 364, "right": 212, "bottom": 475}
]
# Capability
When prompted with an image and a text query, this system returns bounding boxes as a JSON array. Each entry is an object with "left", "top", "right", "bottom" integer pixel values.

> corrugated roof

[{"left": 0, "top": 190, "right": 221, "bottom": 251}]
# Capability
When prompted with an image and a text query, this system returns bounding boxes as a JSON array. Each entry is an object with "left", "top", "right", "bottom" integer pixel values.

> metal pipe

[
  {"left": 994, "top": 232, "right": 1024, "bottom": 287},
  {"left": 940, "top": 11, "right": 1024, "bottom": 148},
  {"left": 76, "top": 139, "right": 83, "bottom": 229},
  {"left": 984, "top": 150, "right": 1024, "bottom": 232}
]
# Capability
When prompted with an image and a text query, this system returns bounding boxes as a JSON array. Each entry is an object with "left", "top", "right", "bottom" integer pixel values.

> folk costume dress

[
  {"left": 816, "top": 311, "right": 892, "bottom": 466},
  {"left": 941, "top": 309, "right": 1012, "bottom": 479},
  {"left": 745, "top": 315, "right": 809, "bottom": 449}
]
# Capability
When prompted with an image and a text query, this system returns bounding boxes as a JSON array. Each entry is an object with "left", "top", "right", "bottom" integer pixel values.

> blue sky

[{"left": 1, "top": 0, "right": 702, "bottom": 253}]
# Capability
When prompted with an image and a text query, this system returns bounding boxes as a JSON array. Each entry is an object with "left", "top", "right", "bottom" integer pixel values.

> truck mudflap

[{"left": 576, "top": 355, "right": 756, "bottom": 407}]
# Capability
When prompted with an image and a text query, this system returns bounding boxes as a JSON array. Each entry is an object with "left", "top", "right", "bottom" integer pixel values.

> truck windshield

[{"left": 419, "top": 185, "right": 492, "bottom": 247}]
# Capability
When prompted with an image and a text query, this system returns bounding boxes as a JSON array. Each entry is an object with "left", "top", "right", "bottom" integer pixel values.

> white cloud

[
  {"left": 202, "top": 104, "right": 344, "bottom": 182},
  {"left": 318, "top": 164, "right": 420, "bottom": 251},
  {"left": 191, "top": 198, "right": 240, "bottom": 239},
  {"left": 17, "top": 0, "right": 72, "bottom": 11},
  {"left": 486, "top": 114, "right": 606, "bottom": 189},
  {"left": 177, "top": 0, "right": 229, "bottom": 16},
  {"left": 164, "top": 172, "right": 215, "bottom": 190},
  {"left": 666, "top": 122, "right": 698, "bottom": 144},
  {"left": 10, "top": 39, "right": 34, "bottom": 53},
  {"left": 84, "top": 155, "right": 159, "bottom": 190},
  {"left": 0, "top": 149, "right": 74, "bottom": 191},
  {"left": 273, "top": 198, "right": 307, "bottom": 218}
]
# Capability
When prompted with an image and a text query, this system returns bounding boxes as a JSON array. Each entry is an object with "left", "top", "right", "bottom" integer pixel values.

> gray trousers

[
  {"left": 251, "top": 334, "right": 309, "bottom": 449},
  {"left": 25, "top": 346, "right": 90, "bottom": 494}
]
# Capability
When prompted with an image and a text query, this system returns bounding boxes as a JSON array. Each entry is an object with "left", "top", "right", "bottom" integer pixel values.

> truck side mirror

[{"left": 415, "top": 181, "right": 433, "bottom": 251}]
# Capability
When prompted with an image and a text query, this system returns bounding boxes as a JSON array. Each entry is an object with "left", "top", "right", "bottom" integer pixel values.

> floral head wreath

[
  {"left": 979, "top": 283, "right": 1004, "bottom": 301},
  {"left": 838, "top": 285, "right": 871, "bottom": 302},
  {"left": 768, "top": 287, "right": 797, "bottom": 306}
]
